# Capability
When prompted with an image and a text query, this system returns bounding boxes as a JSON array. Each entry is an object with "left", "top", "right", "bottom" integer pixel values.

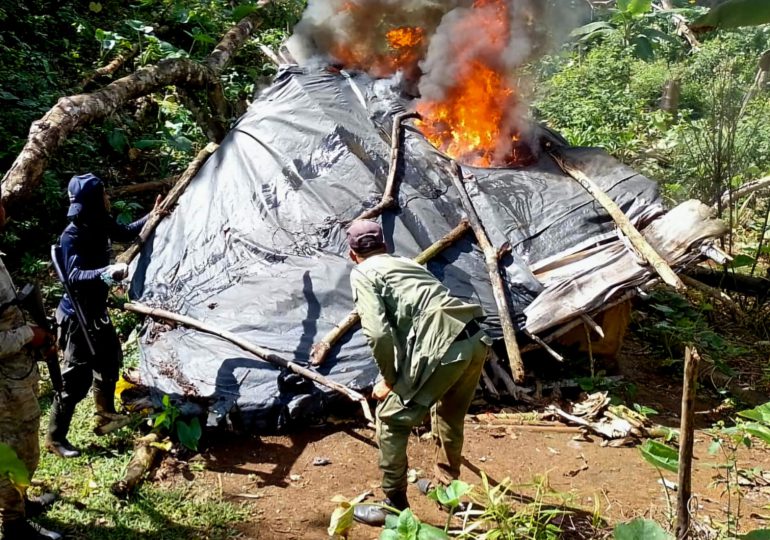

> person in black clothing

[{"left": 46, "top": 173, "right": 164, "bottom": 458}]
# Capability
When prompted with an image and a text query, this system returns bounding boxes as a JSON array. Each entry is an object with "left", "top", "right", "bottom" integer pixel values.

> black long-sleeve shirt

[{"left": 58, "top": 215, "right": 148, "bottom": 320}]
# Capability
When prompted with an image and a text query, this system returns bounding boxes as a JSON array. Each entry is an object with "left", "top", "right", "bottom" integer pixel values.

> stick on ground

[
  {"left": 450, "top": 161, "right": 525, "bottom": 383},
  {"left": 124, "top": 301, "right": 375, "bottom": 423},
  {"left": 677, "top": 347, "right": 700, "bottom": 539},
  {"left": 110, "top": 432, "right": 162, "bottom": 499},
  {"left": 549, "top": 149, "right": 685, "bottom": 291}
]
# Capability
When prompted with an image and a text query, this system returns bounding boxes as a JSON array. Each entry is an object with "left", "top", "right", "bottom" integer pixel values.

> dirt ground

[{"left": 157, "top": 344, "right": 770, "bottom": 540}]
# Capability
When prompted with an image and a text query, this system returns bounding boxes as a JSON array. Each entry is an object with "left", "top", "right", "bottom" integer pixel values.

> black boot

[
  {"left": 1, "top": 518, "right": 62, "bottom": 540},
  {"left": 25, "top": 492, "right": 58, "bottom": 517},
  {"left": 353, "top": 490, "right": 409, "bottom": 527},
  {"left": 46, "top": 397, "right": 80, "bottom": 459}
]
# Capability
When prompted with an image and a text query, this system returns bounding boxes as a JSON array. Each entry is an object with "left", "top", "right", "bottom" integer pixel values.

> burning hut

[{"left": 126, "top": 0, "right": 727, "bottom": 429}]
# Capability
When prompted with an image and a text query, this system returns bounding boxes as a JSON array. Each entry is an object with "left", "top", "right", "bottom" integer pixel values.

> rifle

[
  {"left": 50, "top": 245, "right": 97, "bottom": 356},
  {"left": 17, "top": 283, "right": 63, "bottom": 395}
]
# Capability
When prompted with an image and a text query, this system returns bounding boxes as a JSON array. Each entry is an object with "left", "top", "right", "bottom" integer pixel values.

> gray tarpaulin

[{"left": 129, "top": 66, "right": 660, "bottom": 430}]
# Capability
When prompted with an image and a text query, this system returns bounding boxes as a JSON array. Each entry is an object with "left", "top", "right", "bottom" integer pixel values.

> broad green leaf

[
  {"left": 176, "top": 417, "right": 202, "bottom": 451},
  {"left": 570, "top": 21, "right": 614, "bottom": 37},
  {"left": 108, "top": 129, "right": 129, "bottom": 153},
  {"left": 740, "top": 530, "right": 770, "bottom": 540},
  {"left": 737, "top": 402, "right": 770, "bottom": 425},
  {"left": 397, "top": 509, "right": 420, "bottom": 537},
  {"left": 427, "top": 479, "right": 471, "bottom": 509},
  {"left": 742, "top": 423, "right": 770, "bottom": 445},
  {"left": 417, "top": 523, "right": 451, "bottom": 540},
  {"left": 614, "top": 518, "right": 673, "bottom": 540},
  {"left": 380, "top": 530, "right": 400, "bottom": 540},
  {"left": 639, "top": 440, "right": 679, "bottom": 473},
  {"left": 89, "top": 2, "right": 102, "bottom": 13},
  {"left": 623, "top": 0, "right": 652, "bottom": 17},
  {"left": 691, "top": 0, "right": 770, "bottom": 31},
  {"left": 730, "top": 254, "right": 756, "bottom": 268},
  {"left": 632, "top": 35, "right": 654, "bottom": 61},
  {"left": 232, "top": 3, "right": 258, "bottom": 21},
  {"left": 0, "top": 443, "right": 31, "bottom": 492}
]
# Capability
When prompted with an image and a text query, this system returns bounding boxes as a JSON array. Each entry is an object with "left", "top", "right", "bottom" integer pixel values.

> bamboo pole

[
  {"left": 677, "top": 347, "right": 700, "bottom": 540},
  {"left": 353, "top": 111, "right": 419, "bottom": 223},
  {"left": 450, "top": 161, "right": 525, "bottom": 382},
  {"left": 309, "top": 219, "right": 472, "bottom": 366},
  {"left": 548, "top": 150, "right": 685, "bottom": 291},
  {"left": 123, "top": 302, "right": 375, "bottom": 423},
  {"left": 118, "top": 142, "right": 218, "bottom": 266}
]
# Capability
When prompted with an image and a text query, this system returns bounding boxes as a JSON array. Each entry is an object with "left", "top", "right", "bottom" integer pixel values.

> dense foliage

[{"left": 0, "top": 0, "right": 304, "bottom": 276}]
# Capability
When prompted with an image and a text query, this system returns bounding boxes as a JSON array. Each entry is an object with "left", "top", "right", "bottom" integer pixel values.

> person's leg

[
  {"left": 377, "top": 392, "right": 428, "bottom": 499},
  {"left": 1, "top": 384, "right": 61, "bottom": 539},
  {"left": 92, "top": 322, "right": 123, "bottom": 411},
  {"left": 432, "top": 335, "right": 488, "bottom": 484},
  {"left": 355, "top": 392, "right": 428, "bottom": 526},
  {"left": 0, "top": 384, "right": 39, "bottom": 524},
  {"left": 47, "top": 317, "right": 92, "bottom": 457}
]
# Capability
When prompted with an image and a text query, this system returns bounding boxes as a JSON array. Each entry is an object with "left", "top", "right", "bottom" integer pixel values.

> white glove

[{"left": 106, "top": 263, "right": 129, "bottom": 280}]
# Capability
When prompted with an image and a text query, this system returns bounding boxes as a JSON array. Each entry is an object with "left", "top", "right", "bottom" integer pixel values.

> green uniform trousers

[
  {"left": 375, "top": 332, "right": 488, "bottom": 494},
  {"left": 0, "top": 373, "right": 41, "bottom": 522}
]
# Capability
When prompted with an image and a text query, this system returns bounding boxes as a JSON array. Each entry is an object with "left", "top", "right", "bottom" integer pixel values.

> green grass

[{"left": 30, "top": 386, "right": 248, "bottom": 539}]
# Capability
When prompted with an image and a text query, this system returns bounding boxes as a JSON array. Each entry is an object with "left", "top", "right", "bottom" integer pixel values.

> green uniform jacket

[{"left": 350, "top": 254, "right": 485, "bottom": 405}]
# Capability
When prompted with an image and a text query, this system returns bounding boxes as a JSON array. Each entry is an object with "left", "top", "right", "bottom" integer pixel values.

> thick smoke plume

[{"left": 290, "top": 0, "right": 586, "bottom": 166}]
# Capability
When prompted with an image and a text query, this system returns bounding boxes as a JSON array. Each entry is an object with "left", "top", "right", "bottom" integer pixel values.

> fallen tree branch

[
  {"left": 714, "top": 176, "right": 770, "bottom": 211},
  {"left": 81, "top": 44, "right": 140, "bottom": 89},
  {"left": 450, "top": 162, "right": 525, "bottom": 382},
  {"left": 1, "top": 9, "right": 265, "bottom": 213},
  {"left": 124, "top": 301, "right": 375, "bottom": 423},
  {"left": 681, "top": 275, "right": 742, "bottom": 314},
  {"left": 118, "top": 143, "right": 218, "bottom": 265},
  {"left": 549, "top": 149, "right": 685, "bottom": 291},
  {"left": 109, "top": 178, "right": 175, "bottom": 197},
  {"left": 353, "top": 111, "right": 419, "bottom": 222},
  {"left": 309, "top": 219, "right": 472, "bottom": 365},
  {"left": 110, "top": 432, "right": 163, "bottom": 499},
  {"left": 685, "top": 267, "right": 769, "bottom": 301}
]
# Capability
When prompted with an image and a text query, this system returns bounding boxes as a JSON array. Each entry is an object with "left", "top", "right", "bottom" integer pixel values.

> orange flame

[
  {"left": 331, "top": 23, "right": 425, "bottom": 77},
  {"left": 416, "top": 0, "right": 531, "bottom": 167}
]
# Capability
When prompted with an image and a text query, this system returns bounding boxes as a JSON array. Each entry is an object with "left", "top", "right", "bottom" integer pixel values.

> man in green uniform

[
  {"left": 0, "top": 201, "right": 62, "bottom": 539},
  {"left": 345, "top": 220, "right": 490, "bottom": 526}
]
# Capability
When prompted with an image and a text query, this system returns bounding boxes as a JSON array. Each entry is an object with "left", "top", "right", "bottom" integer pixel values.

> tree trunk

[{"left": 0, "top": 10, "right": 264, "bottom": 214}]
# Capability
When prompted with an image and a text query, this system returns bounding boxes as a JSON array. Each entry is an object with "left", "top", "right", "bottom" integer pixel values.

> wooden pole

[
  {"left": 123, "top": 301, "right": 375, "bottom": 423},
  {"left": 309, "top": 219, "right": 472, "bottom": 365},
  {"left": 118, "top": 142, "right": 218, "bottom": 266},
  {"left": 548, "top": 149, "right": 685, "bottom": 291},
  {"left": 676, "top": 347, "right": 700, "bottom": 540},
  {"left": 450, "top": 161, "right": 525, "bottom": 383},
  {"left": 353, "top": 111, "right": 419, "bottom": 223}
]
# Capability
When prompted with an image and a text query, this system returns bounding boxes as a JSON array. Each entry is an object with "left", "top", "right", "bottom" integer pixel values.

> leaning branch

[
  {"left": 118, "top": 143, "right": 218, "bottom": 266},
  {"left": 549, "top": 149, "right": 685, "bottom": 291},
  {"left": 353, "top": 112, "right": 419, "bottom": 222},
  {"left": 81, "top": 44, "right": 140, "bottom": 89},
  {"left": 450, "top": 162, "right": 525, "bottom": 383},
  {"left": 124, "top": 302, "right": 375, "bottom": 423},
  {"left": 310, "top": 219, "right": 472, "bottom": 366}
]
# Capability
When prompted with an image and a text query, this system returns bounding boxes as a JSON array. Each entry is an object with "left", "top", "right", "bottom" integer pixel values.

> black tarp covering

[{"left": 130, "top": 67, "right": 661, "bottom": 430}]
